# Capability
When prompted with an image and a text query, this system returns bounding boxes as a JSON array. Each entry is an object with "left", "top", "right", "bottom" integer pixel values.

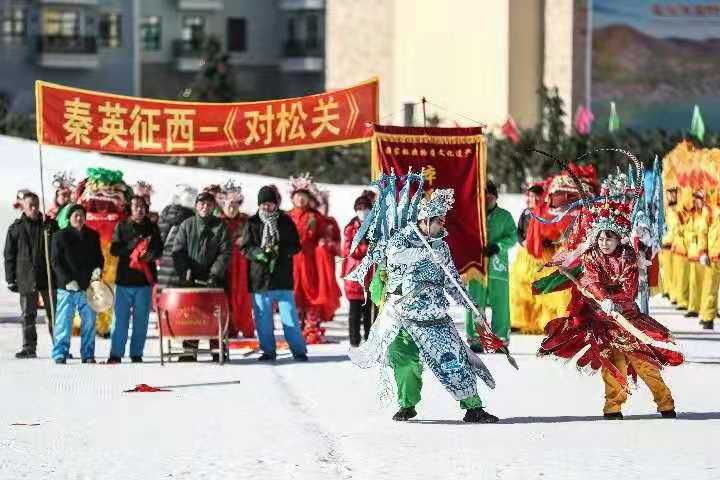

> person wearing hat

[
  {"left": 660, "top": 186, "right": 679, "bottom": 301},
  {"left": 240, "top": 186, "right": 307, "bottom": 361},
  {"left": 50, "top": 204, "right": 104, "bottom": 364},
  {"left": 107, "top": 195, "right": 163, "bottom": 364},
  {"left": 342, "top": 194, "right": 374, "bottom": 346},
  {"left": 465, "top": 180, "right": 517, "bottom": 350},
  {"left": 172, "top": 191, "right": 231, "bottom": 361},
  {"left": 157, "top": 185, "right": 197, "bottom": 290},
  {"left": 685, "top": 190, "right": 710, "bottom": 319},
  {"left": 4, "top": 191, "right": 58, "bottom": 358}
]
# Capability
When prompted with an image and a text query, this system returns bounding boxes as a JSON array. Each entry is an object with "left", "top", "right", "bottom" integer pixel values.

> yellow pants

[
  {"left": 601, "top": 350, "right": 675, "bottom": 414},
  {"left": 509, "top": 247, "right": 544, "bottom": 334},
  {"left": 660, "top": 249, "right": 673, "bottom": 297},
  {"left": 688, "top": 261, "right": 706, "bottom": 314},
  {"left": 672, "top": 254, "right": 690, "bottom": 308},
  {"left": 700, "top": 263, "right": 720, "bottom": 322}
]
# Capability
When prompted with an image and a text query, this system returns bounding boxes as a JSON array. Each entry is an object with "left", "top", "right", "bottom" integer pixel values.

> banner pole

[
  {"left": 421, "top": 97, "right": 428, "bottom": 127},
  {"left": 37, "top": 142, "right": 56, "bottom": 333}
]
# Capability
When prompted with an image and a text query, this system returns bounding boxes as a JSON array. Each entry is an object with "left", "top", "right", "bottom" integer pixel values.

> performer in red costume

[
  {"left": 537, "top": 160, "right": 682, "bottom": 420},
  {"left": 287, "top": 173, "right": 325, "bottom": 344},
  {"left": 314, "top": 190, "right": 341, "bottom": 323},
  {"left": 219, "top": 180, "right": 254, "bottom": 338}
]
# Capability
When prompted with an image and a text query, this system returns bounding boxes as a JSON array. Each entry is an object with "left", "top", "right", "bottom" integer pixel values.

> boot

[
  {"left": 684, "top": 311, "right": 698, "bottom": 318},
  {"left": 392, "top": 407, "right": 417, "bottom": 421},
  {"left": 703, "top": 320, "right": 714, "bottom": 330},
  {"left": 293, "top": 353, "right": 309, "bottom": 362},
  {"left": 131, "top": 356, "right": 143, "bottom": 363},
  {"left": 106, "top": 356, "right": 121, "bottom": 364},
  {"left": 258, "top": 353, "right": 277, "bottom": 362},
  {"left": 603, "top": 412, "right": 624, "bottom": 420},
  {"left": 463, "top": 407, "right": 499, "bottom": 423},
  {"left": 660, "top": 410, "right": 677, "bottom": 419},
  {"left": 82, "top": 358, "right": 97, "bottom": 364},
  {"left": 15, "top": 350, "right": 37, "bottom": 359}
]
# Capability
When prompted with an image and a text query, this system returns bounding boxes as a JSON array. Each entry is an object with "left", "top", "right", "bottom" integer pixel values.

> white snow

[{"left": 1, "top": 135, "right": 718, "bottom": 479}]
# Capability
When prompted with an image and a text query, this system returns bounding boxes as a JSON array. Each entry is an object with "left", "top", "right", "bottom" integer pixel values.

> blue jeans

[
  {"left": 110, "top": 285, "right": 152, "bottom": 359},
  {"left": 52, "top": 289, "right": 96, "bottom": 361},
  {"left": 252, "top": 290, "right": 307, "bottom": 356}
]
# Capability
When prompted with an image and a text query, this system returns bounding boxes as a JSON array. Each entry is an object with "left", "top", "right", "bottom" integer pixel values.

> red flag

[{"left": 501, "top": 116, "right": 520, "bottom": 144}]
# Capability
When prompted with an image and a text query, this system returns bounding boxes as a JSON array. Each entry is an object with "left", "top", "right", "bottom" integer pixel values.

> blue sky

[{"left": 593, "top": 0, "right": 720, "bottom": 40}]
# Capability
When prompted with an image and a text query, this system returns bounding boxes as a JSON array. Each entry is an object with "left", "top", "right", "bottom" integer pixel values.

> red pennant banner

[
  {"left": 35, "top": 78, "right": 378, "bottom": 156},
  {"left": 372, "top": 125, "right": 488, "bottom": 281}
]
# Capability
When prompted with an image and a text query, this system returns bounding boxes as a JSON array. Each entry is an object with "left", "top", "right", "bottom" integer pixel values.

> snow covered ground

[
  {"left": 1, "top": 135, "right": 719, "bottom": 479},
  {"left": 0, "top": 295, "right": 718, "bottom": 480}
]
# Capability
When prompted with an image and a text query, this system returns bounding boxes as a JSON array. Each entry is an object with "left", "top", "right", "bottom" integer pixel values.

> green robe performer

[{"left": 466, "top": 180, "right": 517, "bottom": 349}]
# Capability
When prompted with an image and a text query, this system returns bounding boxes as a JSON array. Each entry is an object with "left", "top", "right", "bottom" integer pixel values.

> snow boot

[
  {"left": 392, "top": 407, "right": 417, "bottom": 421},
  {"left": 463, "top": 408, "right": 499, "bottom": 423},
  {"left": 603, "top": 412, "right": 624, "bottom": 420}
]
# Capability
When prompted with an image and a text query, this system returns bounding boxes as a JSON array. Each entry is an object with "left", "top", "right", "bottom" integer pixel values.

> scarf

[{"left": 259, "top": 209, "right": 280, "bottom": 249}]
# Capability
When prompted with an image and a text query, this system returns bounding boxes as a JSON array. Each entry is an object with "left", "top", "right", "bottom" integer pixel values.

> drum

[{"left": 158, "top": 288, "right": 229, "bottom": 339}]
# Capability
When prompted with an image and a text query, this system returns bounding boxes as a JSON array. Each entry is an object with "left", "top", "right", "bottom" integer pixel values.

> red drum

[{"left": 158, "top": 288, "right": 229, "bottom": 339}]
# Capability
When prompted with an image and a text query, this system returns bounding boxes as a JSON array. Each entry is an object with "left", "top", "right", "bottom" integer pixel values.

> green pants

[
  {"left": 388, "top": 328, "right": 482, "bottom": 409},
  {"left": 464, "top": 278, "right": 511, "bottom": 342}
]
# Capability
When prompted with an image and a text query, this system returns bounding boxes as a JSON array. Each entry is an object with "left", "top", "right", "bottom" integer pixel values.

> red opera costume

[
  {"left": 315, "top": 215, "right": 342, "bottom": 322},
  {"left": 221, "top": 212, "right": 255, "bottom": 338}
]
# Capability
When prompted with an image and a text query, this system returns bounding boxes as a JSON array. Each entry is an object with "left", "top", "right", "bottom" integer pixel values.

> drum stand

[{"left": 158, "top": 305, "right": 229, "bottom": 366}]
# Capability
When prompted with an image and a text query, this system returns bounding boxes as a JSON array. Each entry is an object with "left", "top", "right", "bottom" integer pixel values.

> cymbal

[{"left": 86, "top": 280, "right": 114, "bottom": 313}]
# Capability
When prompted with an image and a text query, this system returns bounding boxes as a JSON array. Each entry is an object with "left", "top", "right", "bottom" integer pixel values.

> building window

[
  {"left": 227, "top": 18, "right": 246, "bottom": 52},
  {"left": 182, "top": 15, "right": 205, "bottom": 50},
  {"left": 42, "top": 9, "right": 80, "bottom": 38},
  {"left": 141, "top": 16, "right": 161, "bottom": 51},
  {"left": 99, "top": 12, "right": 121, "bottom": 48},
  {"left": 306, "top": 14, "right": 319, "bottom": 50},
  {"left": 1, "top": 6, "right": 25, "bottom": 45}
]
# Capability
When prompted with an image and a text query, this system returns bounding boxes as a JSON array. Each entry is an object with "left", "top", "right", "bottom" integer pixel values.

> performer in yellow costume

[
  {"left": 509, "top": 183, "right": 546, "bottom": 334},
  {"left": 660, "top": 187, "right": 678, "bottom": 300},
  {"left": 685, "top": 191, "right": 709, "bottom": 318},
  {"left": 700, "top": 190, "right": 720, "bottom": 330},
  {"left": 671, "top": 190, "right": 691, "bottom": 311}
]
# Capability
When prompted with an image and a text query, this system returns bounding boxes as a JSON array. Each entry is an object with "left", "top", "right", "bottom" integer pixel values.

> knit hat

[
  {"left": 354, "top": 194, "right": 372, "bottom": 211},
  {"left": 258, "top": 186, "right": 278, "bottom": 205},
  {"left": 66, "top": 203, "right": 86, "bottom": 219},
  {"left": 195, "top": 191, "right": 216, "bottom": 204}
]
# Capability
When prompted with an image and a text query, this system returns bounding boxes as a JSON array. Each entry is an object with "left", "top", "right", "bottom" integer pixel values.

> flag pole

[{"left": 37, "top": 141, "right": 56, "bottom": 333}]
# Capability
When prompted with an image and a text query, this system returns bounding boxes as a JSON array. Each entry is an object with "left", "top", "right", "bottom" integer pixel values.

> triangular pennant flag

[
  {"left": 574, "top": 105, "right": 594, "bottom": 135},
  {"left": 608, "top": 102, "right": 620, "bottom": 132},
  {"left": 690, "top": 104, "right": 705, "bottom": 142},
  {"left": 501, "top": 116, "right": 520, "bottom": 144}
]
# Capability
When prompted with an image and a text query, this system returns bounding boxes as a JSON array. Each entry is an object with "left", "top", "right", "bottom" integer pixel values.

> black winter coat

[
  {"left": 172, "top": 215, "right": 231, "bottom": 286},
  {"left": 4, "top": 214, "right": 57, "bottom": 293},
  {"left": 239, "top": 211, "right": 300, "bottom": 292},
  {"left": 51, "top": 226, "right": 104, "bottom": 291},
  {"left": 157, "top": 204, "right": 195, "bottom": 288},
  {"left": 110, "top": 218, "right": 163, "bottom": 287}
]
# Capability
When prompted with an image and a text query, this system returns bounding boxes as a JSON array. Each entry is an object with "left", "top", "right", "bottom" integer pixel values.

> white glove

[
  {"left": 65, "top": 281, "right": 80, "bottom": 291},
  {"left": 600, "top": 299, "right": 615, "bottom": 315},
  {"left": 91, "top": 268, "right": 102, "bottom": 281},
  {"left": 700, "top": 254, "right": 710, "bottom": 267}
]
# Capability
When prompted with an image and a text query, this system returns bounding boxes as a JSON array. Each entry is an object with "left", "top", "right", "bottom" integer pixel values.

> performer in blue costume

[{"left": 347, "top": 171, "right": 504, "bottom": 423}]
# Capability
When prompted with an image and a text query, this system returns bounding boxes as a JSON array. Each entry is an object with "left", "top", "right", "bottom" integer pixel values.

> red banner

[
  {"left": 372, "top": 125, "right": 488, "bottom": 282},
  {"left": 35, "top": 78, "right": 378, "bottom": 156}
]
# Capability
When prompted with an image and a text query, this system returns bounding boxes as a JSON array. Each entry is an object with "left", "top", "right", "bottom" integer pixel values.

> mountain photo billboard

[{"left": 592, "top": 1, "right": 720, "bottom": 130}]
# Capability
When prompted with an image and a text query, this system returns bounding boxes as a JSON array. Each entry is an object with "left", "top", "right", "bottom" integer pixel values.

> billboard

[{"left": 591, "top": 1, "right": 720, "bottom": 131}]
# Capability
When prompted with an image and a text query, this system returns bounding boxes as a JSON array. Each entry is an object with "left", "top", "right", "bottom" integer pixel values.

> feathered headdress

[
  {"left": 222, "top": 179, "right": 244, "bottom": 204},
  {"left": 134, "top": 180, "right": 154, "bottom": 199},
  {"left": 417, "top": 189, "right": 455, "bottom": 220},
  {"left": 289, "top": 172, "right": 320, "bottom": 201},
  {"left": 52, "top": 171, "right": 76, "bottom": 192}
]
